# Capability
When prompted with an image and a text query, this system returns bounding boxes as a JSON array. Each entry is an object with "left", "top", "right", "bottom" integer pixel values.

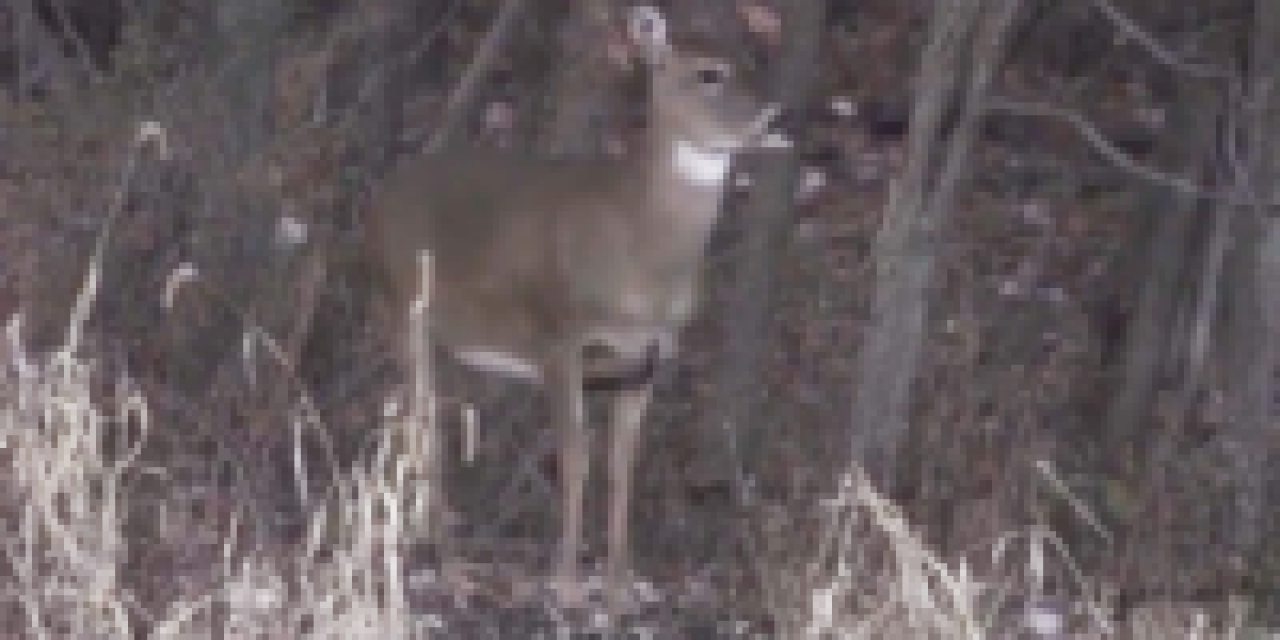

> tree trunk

[
  {"left": 1220, "top": 0, "right": 1280, "bottom": 609},
  {"left": 715, "top": 0, "right": 823, "bottom": 499},
  {"left": 849, "top": 0, "right": 1022, "bottom": 496},
  {"left": 539, "top": 0, "right": 615, "bottom": 155},
  {"left": 1100, "top": 87, "right": 1216, "bottom": 486}
]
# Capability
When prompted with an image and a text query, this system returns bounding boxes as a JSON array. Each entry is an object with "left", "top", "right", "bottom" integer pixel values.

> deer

[{"left": 362, "top": 5, "right": 778, "bottom": 608}]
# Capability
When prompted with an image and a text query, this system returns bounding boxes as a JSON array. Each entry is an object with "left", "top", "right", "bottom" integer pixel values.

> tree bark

[
  {"left": 849, "top": 0, "right": 1022, "bottom": 496},
  {"left": 1220, "top": 0, "right": 1280, "bottom": 604},
  {"left": 1100, "top": 88, "right": 1216, "bottom": 485},
  {"left": 539, "top": 0, "right": 616, "bottom": 155},
  {"left": 715, "top": 0, "right": 823, "bottom": 495}
]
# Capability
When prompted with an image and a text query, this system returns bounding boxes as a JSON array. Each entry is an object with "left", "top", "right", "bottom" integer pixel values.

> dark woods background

[{"left": 1, "top": 0, "right": 1278, "bottom": 634}]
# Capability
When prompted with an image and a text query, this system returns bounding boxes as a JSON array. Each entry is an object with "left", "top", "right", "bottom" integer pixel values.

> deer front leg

[
  {"left": 607, "top": 380, "right": 653, "bottom": 612},
  {"left": 546, "top": 349, "right": 589, "bottom": 607}
]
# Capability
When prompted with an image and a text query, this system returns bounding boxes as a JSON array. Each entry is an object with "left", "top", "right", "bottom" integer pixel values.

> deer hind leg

[
  {"left": 545, "top": 348, "right": 590, "bottom": 607},
  {"left": 607, "top": 380, "right": 654, "bottom": 612}
]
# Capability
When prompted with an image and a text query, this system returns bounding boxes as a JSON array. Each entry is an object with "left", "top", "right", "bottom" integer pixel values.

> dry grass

[
  {"left": 754, "top": 463, "right": 1258, "bottom": 639},
  {"left": 0, "top": 123, "right": 1264, "bottom": 639},
  {"left": 2, "top": 297, "right": 438, "bottom": 638}
]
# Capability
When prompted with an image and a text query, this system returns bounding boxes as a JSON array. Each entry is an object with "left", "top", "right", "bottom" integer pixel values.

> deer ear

[{"left": 627, "top": 5, "right": 670, "bottom": 64}]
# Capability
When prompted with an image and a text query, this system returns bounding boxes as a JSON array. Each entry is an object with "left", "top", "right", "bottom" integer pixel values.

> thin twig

[
  {"left": 1088, "top": 0, "right": 1232, "bottom": 80},
  {"left": 426, "top": 0, "right": 528, "bottom": 153},
  {"left": 39, "top": 0, "right": 108, "bottom": 81},
  {"left": 986, "top": 96, "right": 1221, "bottom": 200}
]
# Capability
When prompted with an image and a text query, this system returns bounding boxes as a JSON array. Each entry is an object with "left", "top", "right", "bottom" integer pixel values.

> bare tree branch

[
  {"left": 40, "top": 0, "right": 107, "bottom": 79},
  {"left": 986, "top": 96, "right": 1220, "bottom": 199},
  {"left": 1088, "top": 0, "right": 1232, "bottom": 80},
  {"left": 331, "top": 1, "right": 464, "bottom": 141},
  {"left": 426, "top": 0, "right": 527, "bottom": 153}
]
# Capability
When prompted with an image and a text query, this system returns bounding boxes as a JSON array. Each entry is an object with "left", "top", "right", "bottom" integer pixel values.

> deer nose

[{"left": 743, "top": 104, "right": 783, "bottom": 143}]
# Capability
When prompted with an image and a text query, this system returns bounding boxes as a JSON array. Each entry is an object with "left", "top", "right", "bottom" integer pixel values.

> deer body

[
  {"left": 363, "top": 6, "right": 774, "bottom": 608},
  {"left": 369, "top": 148, "right": 724, "bottom": 375}
]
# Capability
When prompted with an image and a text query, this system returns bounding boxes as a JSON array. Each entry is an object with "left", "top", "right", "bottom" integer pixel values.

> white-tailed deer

[{"left": 363, "top": 5, "right": 777, "bottom": 606}]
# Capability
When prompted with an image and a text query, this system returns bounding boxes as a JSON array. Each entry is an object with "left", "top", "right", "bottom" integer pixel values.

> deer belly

[
  {"left": 584, "top": 327, "right": 675, "bottom": 361},
  {"left": 453, "top": 348, "right": 542, "bottom": 380}
]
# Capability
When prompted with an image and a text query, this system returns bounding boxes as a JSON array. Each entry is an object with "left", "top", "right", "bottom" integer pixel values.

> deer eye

[{"left": 695, "top": 64, "right": 729, "bottom": 86}]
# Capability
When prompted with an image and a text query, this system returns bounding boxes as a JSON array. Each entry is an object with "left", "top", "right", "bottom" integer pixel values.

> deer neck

[{"left": 635, "top": 128, "right": 735, "bottom": 260}]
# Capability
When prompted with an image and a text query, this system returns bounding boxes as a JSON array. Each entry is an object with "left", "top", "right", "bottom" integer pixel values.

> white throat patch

[
  {"left": 455, "top": 349, "right": 541, "bottom": 380},
  {"left": 673, "top": 141, "right": 732, "bottom": 187}
]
